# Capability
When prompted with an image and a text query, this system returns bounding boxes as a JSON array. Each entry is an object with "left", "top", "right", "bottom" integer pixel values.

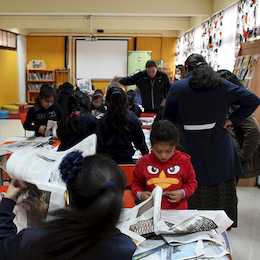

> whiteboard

[{"left": 76, "top": 39, "right": 128, "bottom": 80}]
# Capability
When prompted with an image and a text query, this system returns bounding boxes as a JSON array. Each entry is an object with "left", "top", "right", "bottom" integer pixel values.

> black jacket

[
  {"left": 120, "top": 70, "right": 171, "bottom": 111},
  {"left": 23, "top": 103, "right": 62, "bottom": 137},
  {"left": 95, "top": 110, "right": 149, "bottom": 164}
]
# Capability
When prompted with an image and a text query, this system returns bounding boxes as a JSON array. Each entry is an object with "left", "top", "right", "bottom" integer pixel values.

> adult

[
  {"left": 0, "top": 153, "right": 136, "bottom": 260},
  {"left": 162, "top": 53, "right": 260, "bottom": 227},
  {"left": 218, "top": 69, "right": 260, "bottom": 181},
  {"left": 112, "top": 60, "right": 171, "bottom": 113}
]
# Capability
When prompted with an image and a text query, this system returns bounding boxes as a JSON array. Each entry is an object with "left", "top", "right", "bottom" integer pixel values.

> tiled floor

[{"left": 0, "top": 119, "right": 260, "bottom": 260}]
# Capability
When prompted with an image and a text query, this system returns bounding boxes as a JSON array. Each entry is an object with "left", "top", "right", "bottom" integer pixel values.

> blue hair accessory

[
  {"left": 105, "top": 181, "right": 117, "bottom": 189},
  {"left": 59, "top": 151, "right": 84, "bottom": 184}
]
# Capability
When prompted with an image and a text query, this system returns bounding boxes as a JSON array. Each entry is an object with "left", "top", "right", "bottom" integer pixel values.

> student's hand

[
  {"left": 140, "top": 191, "right": 152, "bottom": 201},
  {"left": 222, "top": 119, "right": 234, "bottom": 131},
  {"left": 165, "top": 190, "right": 184, "bottom": 203},
  {"left": 38, "top": 125, "right": 47, "bottom": 135},
  {"left": 5, "top": 179, "right": 28, "bottom": 202}
]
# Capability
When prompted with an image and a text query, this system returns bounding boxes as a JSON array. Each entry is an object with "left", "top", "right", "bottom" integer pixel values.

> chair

[
  {"left": 20, "top": 113, "right": 27, "bottom": 136},
  {"left": 119, "top": 164, "right": 135, "bottom": 188},
  {"left": 120, "top": 164, "right": 136, "bottom": 208},
  {"left": 123, "top": 190, "right": 135, "bottom": 208},
  {"left": 139, "top": 112, "right": 157, "bottom": 118},
  {"left": 0, "top": 186, "right": 9, "bottom": 203}
]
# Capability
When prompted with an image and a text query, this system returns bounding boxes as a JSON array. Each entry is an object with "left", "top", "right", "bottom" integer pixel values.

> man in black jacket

[{"left": 112, "top": 60, "right": 171, "bottom": 113}]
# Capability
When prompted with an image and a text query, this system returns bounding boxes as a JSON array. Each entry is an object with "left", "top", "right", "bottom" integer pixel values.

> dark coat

[
  {"left": 0, "top": 198, "right": 136, "bottom": 260},
  {"left": 57, "top": 113, "right": 98, "bottom": 151},
  {"left": 120, "top": 70, "right": 171, "bottom": 112},
  {"left": 232, "top": 113, "right": 260, "bottom": 178},
  {"left": 95, "top": 110, "right": 149, "bottom": 164},
  {"left": 162, "top": 72, "right": 260, "bottom": 186}
]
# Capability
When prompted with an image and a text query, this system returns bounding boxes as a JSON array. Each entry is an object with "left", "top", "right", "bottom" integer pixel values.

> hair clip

[
  {"left": 105, "top": 181, "right": 117, "bottom": 189},
  {"left": 70, "top": 111, "right": 80, "bottom": 118},
  {"left": 196, "top": 61, "right": 206, "bottom": 67}
]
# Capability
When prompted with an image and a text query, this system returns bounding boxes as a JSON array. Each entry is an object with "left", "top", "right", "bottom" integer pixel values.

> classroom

[{"left": 0, "top": 1, "right": 260, "bottom": 259}]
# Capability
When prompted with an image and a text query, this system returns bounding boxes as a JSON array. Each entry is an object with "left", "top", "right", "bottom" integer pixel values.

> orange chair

[
  {"left": 119, "top": 164, "right": 135, "bottom": 188},
  {"left": 20, "top": 112, "right": 28, "bottom": 136},
  {"left": 0, "top": 186, "right": 9, "bottom": 203},
  {"left": 139, "top": 112, "right": 157, "bottom": 118},
  {"left": 123, "top": 190, "right": 135, "bottom": 208}
]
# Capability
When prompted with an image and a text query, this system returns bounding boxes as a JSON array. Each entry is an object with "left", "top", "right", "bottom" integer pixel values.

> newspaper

[
  {"left": 119, "top": 186, "right": 233, "bottom": 259},
  {"left": 4, "top": 134, "right": 97, "bottom": 230},
  {"left": 0, "top": 136, "right": 53, "bottom": 157}
]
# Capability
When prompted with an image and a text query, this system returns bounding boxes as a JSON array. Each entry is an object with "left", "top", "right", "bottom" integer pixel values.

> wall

[
  {"left": 0, "top": 49, "right": 18, "bottom": 108},
  {"left": 27, "top": 36, "right": 177, "bottom": 93},
  {"left": 27, "top": 36, "right": 66, "bottom": 70}
]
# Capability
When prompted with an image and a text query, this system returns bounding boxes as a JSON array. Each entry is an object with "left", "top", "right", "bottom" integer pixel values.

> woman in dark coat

[{"left": 162, "top": 54, "right": 260, "bottom": 227}]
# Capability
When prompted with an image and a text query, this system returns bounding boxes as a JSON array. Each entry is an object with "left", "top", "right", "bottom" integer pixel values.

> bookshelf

[
  {"left": 27, "top": 69, "right": 55, "bottom": 103},
  {"left": 237, "top": 40, "right": 260, "bottom": 126},
  {"left": 55, "top": 69, "right": 70, "bottom": 88}
]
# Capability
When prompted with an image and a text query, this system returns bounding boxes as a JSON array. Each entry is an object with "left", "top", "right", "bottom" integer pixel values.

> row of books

[
  {"left": 233, "top": 54, "right": 259, "bottom": 88},
  {"left": 28, "top": 83, "right": 55, "bottom": 91},
  {"left": 28, "top": 72, "right": 54, "bottom": 81}
]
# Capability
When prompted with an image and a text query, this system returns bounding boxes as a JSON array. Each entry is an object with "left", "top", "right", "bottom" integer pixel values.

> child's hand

[
  {"left": 5, "top": 179, "right": 28, "bottom": 202},
  {"left": 165, "top": 190, "right": 184, "bottom": 203},
  {"left": 140, "top": 191, "right": 152, "bottom": 201},
  {"left": 38, "top": 125, "right": 47, "bottom": 135}
]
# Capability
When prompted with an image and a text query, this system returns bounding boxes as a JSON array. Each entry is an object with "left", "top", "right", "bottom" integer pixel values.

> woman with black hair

[
  {"left": 162, "top": 53, "right": 260, "bottom": 227},
  {"left": 0, "top": 152, "right": 136, "bottom": 260},
  {"left": 57, "top": 90, "right": 98, "bottom": 151},
  {"left": 95, "top": 86, "right": 149, "bottom": 164}
]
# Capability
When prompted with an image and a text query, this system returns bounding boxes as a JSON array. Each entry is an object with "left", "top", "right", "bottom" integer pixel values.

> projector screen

[{"left": 76, "top": 39, "right": 128, "bottom": 80}]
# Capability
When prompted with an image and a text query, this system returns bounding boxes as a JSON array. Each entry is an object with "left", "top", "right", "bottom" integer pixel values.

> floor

[{"left": 0, "top": 119, "right": 260, "bottom": 260}]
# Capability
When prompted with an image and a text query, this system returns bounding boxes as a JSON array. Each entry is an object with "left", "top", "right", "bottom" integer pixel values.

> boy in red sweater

[{"left": 132, "top": 120, "right": 198, "bottom": 209}]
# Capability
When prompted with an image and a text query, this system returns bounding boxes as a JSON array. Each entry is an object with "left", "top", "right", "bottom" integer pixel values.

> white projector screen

[{"left": 76, "top": 39, "right": 128, "bottom": 80}]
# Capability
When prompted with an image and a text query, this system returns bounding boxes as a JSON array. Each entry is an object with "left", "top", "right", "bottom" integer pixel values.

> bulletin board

[{"left": 75, "top": 39, "right": 128, "bottom": 80}]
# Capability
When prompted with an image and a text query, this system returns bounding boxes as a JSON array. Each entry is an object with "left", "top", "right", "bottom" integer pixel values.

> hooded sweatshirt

[{"left": 132, "top": 149, "right": 198, "bottom": 209}]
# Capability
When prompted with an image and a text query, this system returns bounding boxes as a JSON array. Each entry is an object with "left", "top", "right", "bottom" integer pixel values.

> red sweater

[{"left": 132, "top": 150, "right": 198, "bottom": 209}]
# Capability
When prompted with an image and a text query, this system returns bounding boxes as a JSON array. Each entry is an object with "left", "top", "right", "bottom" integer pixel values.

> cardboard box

[{"left": 237, "top": 177, "right": 257, "bottom": 187}]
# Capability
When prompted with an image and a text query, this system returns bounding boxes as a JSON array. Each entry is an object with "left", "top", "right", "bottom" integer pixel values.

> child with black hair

[
  {"left": 132, "top": 120, "right": 197, "bottom": 209},
  {"left": 57, "top": 90, "right": 98, "bottom": 151},
  {"left": 127, "top": 90, "right": 142, "bottom": 117},
  {"left": 23, "top": 84, "right": 62, "bottom": 136},
  {"left": 56, "top": 82, "right": 74, "bottom": 112},
  {"left": 95, "top": 86, "right": 149, "bottom": 164},
  {"left": 0, "top": 152, "right": 136, "bottom": 260},
  {"left": 91, "top": 94, "right": 106, "bottom": 116}
]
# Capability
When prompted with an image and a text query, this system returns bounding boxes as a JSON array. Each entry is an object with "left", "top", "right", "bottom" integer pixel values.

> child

[
  {"left": 56, "top": 82, "right": 74, "bottom": 112},
  {"left": 95, "top": 86, "right": 149, "bottom": 164},
  {"left": 132, "top": 120, "right": 198, "bottom": 209},
  {"left": 0, "top": 152, "right": 136, "bottom": 259},
  {"left": 91, "top": 93, "right": 106, "bottom": 116},
  {"left": 127, "top": 90, "right": 142, "bottom": 117},
  {"left": 57, "top": 90, "right": 98, "bottom": 151},
  {"left": 23, "top": 84, "right": 62, "bottom": 137}
]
